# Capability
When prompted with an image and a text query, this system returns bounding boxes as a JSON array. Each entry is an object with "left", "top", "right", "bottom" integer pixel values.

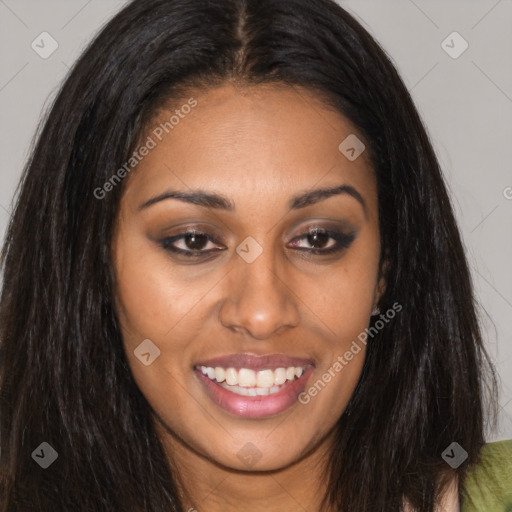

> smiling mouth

[
  {"left": 193, "top": 353, "right": 315, "bottom": 418},
  {"left": 196, "top": 364, "right": 310, "bottom": 396}
]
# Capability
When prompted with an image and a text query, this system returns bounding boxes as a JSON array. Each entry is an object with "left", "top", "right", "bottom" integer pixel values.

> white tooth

[
  {"left": 286, "top": 367, "right": 295, "bottom": 381},
  {"left": 220, "top": 381, "right": 284, "bottom": 397},
  {"left": 256, "top": 369, "right": 275, "bottom": 388},
  {"left": 206, "top": 367, "right": 215, "bottom": 380},
  {"left": 214, "top": 367, "right": 225, "bottom": 383},
  {"left": 295, "top": 367, "right": 304, "bottom": 378},
  {"left": 238, "top": 386, "right": 250, "bottom": 396},
  {"left": 225, "top": 367, "right": 238, "bottom": 386},
  {"left": 238, "top": 368, "right": 256, "bottom": 387},
  {"left": 274, "top": 367, "right": 286, "bottom": 385},
  {"left": 201, "top": 365, "right": 208, "bottom": 375}
]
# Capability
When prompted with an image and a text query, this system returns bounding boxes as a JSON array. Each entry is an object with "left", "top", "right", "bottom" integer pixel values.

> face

[{"left": 112, "top": 83, "right": 383, "bottom": 473}]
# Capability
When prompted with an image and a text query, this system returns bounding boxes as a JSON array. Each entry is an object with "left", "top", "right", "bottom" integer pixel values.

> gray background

[{"left": 0, "top": 0, "right": 511, "bottom": 441}]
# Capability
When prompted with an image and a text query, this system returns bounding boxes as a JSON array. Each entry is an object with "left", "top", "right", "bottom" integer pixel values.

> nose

[{"left": 219, "top": 244, "right": 300, "bottom": 340}]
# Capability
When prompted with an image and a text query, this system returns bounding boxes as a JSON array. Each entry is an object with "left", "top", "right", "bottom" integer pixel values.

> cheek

[
  {"left": 296, "top": 290, "right": 369, "bottom": 434},
  {"left": 317, "top": 245, "right": 380, "bottom": 336},
  {"left": 113, "top": 237, "right": 211, "bottom": 343},
  {"left": 112, "top": 238, "right": 205, "bottom": 405},
  {"left": 298, "top": 240, "right": 378, "bottom": 416},
  {"left": 300, "top": 352, "right": 365, "bottom": 428}
]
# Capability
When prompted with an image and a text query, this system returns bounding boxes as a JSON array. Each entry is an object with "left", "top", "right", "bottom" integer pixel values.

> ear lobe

[{"left": 373, "top": 257, "right": 389, "bottom": 311}]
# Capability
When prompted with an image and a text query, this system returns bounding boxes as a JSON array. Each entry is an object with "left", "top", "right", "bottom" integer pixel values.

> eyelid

[
  {"left": 161, "top": 223, "right": 225, "bottom": 242},
  {"left": 287, "top": 219, "right": 356, "bottom": 237}
]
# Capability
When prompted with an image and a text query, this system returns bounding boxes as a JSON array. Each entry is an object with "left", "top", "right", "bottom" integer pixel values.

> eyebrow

[{"left": 138, "top": 183, "right": 366, "bottom": 215}]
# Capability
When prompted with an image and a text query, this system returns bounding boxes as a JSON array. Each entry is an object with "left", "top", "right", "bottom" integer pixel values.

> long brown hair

[{"left": 0, "top": 0, "right": 498, "bottom": 510}]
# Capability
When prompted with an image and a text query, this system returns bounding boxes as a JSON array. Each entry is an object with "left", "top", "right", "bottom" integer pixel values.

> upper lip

[{"left": 194, "top": 353, "right": 315, "bottom": 371}]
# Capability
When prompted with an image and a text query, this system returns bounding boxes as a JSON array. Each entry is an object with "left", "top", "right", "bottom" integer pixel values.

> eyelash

[{"left": 159, "top": 227, "right": 356, "bottom": 258}]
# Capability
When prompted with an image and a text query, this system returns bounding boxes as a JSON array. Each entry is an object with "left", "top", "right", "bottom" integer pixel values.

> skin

[{"left": 112, "top": 82, "right": 386, "bottom": 511}]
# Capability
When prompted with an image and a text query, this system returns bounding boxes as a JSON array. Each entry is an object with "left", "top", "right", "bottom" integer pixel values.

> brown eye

[
  {"left": 306, "top": 230, "right": 331, "bottom": 249},
  {"left": 289, "top": 228, "right": 356, "bottom": 255},
  {"left": 160, "top": 230, "right": 225, "bottom": 257},
  {"left": 183, "top": 232, "right": 209, "bottom": 250}
]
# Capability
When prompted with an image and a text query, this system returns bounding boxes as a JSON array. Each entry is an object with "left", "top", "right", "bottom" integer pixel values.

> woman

[{"left": 0, "top": 0, "right": 509, "bottom": 510}]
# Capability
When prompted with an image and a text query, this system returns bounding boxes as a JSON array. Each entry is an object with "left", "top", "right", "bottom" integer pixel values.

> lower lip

[{"left": 195, "top": 366, "right": 314, "bottom": 418}]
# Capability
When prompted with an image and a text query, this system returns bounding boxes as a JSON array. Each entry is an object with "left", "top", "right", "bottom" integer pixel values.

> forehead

[{"left": 123, "top": 83, "right": 376, "bottom": 214}]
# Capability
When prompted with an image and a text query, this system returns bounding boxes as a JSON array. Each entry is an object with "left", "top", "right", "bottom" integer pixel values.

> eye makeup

[{"left": 156, "top": 222, "right": 357, "bottom": 261}]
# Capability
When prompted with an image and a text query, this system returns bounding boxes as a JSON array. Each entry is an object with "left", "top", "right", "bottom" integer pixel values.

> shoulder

[{"left": 461, "top": 439, "right": 512, "bottom": 512}]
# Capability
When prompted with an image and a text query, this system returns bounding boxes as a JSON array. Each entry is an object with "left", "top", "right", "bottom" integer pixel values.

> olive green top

[{"left": 461, "top": 439, "right": 512, "bottom": 512}]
